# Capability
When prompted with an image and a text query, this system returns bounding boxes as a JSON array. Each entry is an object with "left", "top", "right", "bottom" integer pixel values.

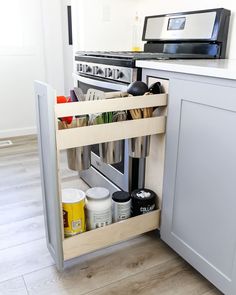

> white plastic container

[{"left": 85, "top": 187, "right": 112, "bottom": 230}]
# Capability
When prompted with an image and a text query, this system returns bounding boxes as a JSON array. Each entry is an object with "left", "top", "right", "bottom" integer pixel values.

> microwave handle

[{"left": 73, "top": 73, "right": 128, "bottom": 92}]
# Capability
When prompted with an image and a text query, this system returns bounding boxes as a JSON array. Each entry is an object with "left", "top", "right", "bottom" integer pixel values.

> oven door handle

[{"left": 73, "top": 73, "right": 128, "bottom": 91}]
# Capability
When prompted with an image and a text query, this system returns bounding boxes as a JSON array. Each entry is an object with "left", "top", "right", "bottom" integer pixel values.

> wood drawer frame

[
  {"left": 35, "top": 81, "right": 167, "bottom": 270},
  {"left": 63, "top": 210, "right": 160, "bottom": 260}
]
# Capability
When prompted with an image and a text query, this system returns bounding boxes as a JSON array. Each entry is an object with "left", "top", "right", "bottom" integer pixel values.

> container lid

[
  {"left": 131, "top": 188, "right": 156, "bottom": 200},
  {"left": 62, "top": 188, "right": 85, "bottom": 204},
  {"left": 86, "top": 187, "right": 110, "bottom": 200},
  {"left": 112, "top": 191, "right": 130, "bottom": 203}
]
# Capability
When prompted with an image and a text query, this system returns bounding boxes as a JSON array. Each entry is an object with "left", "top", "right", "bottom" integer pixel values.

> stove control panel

[{"left": 75, "top": 61, "right": 133, "bottom": 84}]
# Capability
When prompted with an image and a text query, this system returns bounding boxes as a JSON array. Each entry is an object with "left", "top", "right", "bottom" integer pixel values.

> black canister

[{"left": 131, "top": 189, "right": 157, "bottom": 216}]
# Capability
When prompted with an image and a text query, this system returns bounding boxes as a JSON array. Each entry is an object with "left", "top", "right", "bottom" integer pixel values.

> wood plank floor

[{"left": 0, "top": 135, "right": 222, "bottom": 295}]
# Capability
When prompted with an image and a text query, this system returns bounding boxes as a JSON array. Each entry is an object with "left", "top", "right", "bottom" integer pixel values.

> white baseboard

[{"left": 0, "top": 126, "right": 37, "bottom": 139}]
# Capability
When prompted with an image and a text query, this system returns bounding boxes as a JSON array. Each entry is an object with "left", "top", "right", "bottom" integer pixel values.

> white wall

[
  {"left": 41, "top": 0, "right": 65, "bottom": 94},
  {"left": 0, "top": 0, "right": 46, "bottom": 138},
  {"left": 72, "top": 0, "right": 138, "bottom": 52},
  {"left": 0, "top": 0, "right": 65, "bottom": 138},
  {"left": 137, "top": 0, "right": 235, "bottom": 58}
]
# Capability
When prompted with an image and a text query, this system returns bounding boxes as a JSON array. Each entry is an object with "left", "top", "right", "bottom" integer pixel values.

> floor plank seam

[
  {"left": 0, "top": 236, "right": 46, "bottom": 252},
  {"left": 0, "top": 261, "right": 55, "bottom": 286},
  {"left": 22, "top": 275, "right": 30, "bottom": 295},
  {"left": 0, "top": 237, "right": 46, "bottom": 253}
]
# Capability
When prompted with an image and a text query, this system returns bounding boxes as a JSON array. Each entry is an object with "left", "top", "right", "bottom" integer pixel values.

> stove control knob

[
  {"left": 83, "top": 64, "right": 92, "bottom": 73},
  {"left": 86, "top": 66, "right": 92, "bottom": 73},
  {"left": 78, "top": 63, "right": 83, "bottom": 72},
  {"left": 97, "top": 68, "right": 104, "bottom": 75},
  {"left": 115, "top": 69, "right": 124, "bottom": 79},
  {"left": 105, "top": 68, "right": 113, "bottom": 78},
  {"left": 118, "top": 71, "right": 124, "bottom": 79},
  {"left": 93, "top": 66, "right": 102, "bottom": 75}
]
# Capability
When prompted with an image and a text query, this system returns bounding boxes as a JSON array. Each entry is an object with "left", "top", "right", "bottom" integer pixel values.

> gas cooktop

[
  {"left": 76, "top": 50, "right": 216, "bottom": 60},
  {"left": 75, "top": 50, "right": 216, "bottom": 68},
  {"left": 77, "top": 51, "right": 171, "bottom": 59}
]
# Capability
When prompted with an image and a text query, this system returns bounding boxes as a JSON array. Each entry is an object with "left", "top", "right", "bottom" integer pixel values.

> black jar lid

[
  {"left": 112, "top": 191, "right": 130, "bottom": 203},
  {"left": 131, "top": 188, "right": 156, "bottom": 200}
]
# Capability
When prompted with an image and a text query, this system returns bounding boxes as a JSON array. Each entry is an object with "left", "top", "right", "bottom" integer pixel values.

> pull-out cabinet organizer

[{"left": 35, "top": 81, "right": 168, "bottom": 270}]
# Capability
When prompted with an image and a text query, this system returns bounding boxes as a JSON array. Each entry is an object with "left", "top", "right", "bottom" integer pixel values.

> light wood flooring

[{"left": 0, "top": 135, "right": 222, "bottom": 295}]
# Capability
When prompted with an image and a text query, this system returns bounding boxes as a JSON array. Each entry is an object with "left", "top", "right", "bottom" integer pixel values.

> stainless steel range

[{"left": 73, "top": 8, "right": 230, "bottom": 193}]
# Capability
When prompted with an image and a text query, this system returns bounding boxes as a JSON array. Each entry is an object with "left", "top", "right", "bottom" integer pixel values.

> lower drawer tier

[{"left": 63, "top": 209, "right": 160, "bottom": 260}]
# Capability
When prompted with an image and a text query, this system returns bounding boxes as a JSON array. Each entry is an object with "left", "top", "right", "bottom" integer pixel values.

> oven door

[{"left": 73, "top": 73, "right": 132, "bottom": 192}]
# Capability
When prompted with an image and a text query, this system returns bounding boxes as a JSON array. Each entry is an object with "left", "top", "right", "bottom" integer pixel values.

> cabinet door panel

[{"left": 161, "top": 78, "right": 236, "bottom": 295}]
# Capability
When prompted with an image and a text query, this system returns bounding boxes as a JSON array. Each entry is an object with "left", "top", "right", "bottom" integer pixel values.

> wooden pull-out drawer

[
  {"left": 35, "top": 81, "right": 167, "bottom": 270},
  {"left": 56, "top": 94, "right": 165, "bottom": 261}
]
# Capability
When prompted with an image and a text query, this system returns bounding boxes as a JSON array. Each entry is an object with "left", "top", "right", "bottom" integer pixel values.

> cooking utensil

[
  {"left": 148, "top": 82, "right": 162, "bottom": 94},
  {"left": 112, "top": 111, "right": 127, "bottom": 122},
  {"left": 127, "top": 94, "right": 142, "bottom": 120},
  {"left": 86, "top": 89, "right": 128, "bottom": 125},
  {"left": 70, "top": 90, "right": 78, "bottom": 102},
  {"left": 99, "top": 110, "right": 126, "bottom": 164},
  {"left": 127, "top": 82, "right": 152, "bottom": 158},
  {"left": 67, "top": 106, "right": 91, "bottom": 172},
  {"left": 74, "top": 87, "right": 85, "bottom": 101},
  {"left": 57, "top": 96, "right": 73, "bottom": 126},
  {"left": 127, "top": 81, "right": 148, "bottom": 96},
  {"left": 143, "top": 82, "right": 162, "bottom": 117},
  {"left": 127, "top": 82, "right": 148, "bottom": 119},
  {"left": 143, "top": 92, "right": 153, "bottom": 118},
  {"left": 129, "top": 108, "right": 142, "bottom": 119},
  {"left": 86, "top": 89, "right": 128, "bottom": 101},
  {"left": 86, "top": 89, "right": 104, "bottom": 101},
  {"left": 102, "top": 112, "right": 113, "bottom": 123},
  {"left": 105, "top": 91, "right": 128, "bottom": 99}
]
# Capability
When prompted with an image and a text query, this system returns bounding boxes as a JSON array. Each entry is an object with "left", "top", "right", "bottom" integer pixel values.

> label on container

[
  {"left": 140, "top": 204, "right": 155, "bottom": 214},
  {"left": 86, "top": 208, "right": 112, "bottom": 230},
  {"left": 113, "top": 200, "right": 131, "bottom": 222},
  {"left": 63, "top": 200, "right": 86, "bottom": 236}
]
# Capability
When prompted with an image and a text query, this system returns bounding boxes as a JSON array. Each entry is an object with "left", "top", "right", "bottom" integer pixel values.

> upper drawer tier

[{"left": 55, "top": 93, "right": 168, "bottom": 150}]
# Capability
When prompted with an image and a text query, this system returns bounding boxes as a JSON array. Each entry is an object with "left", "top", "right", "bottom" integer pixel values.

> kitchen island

[{"left": 137, "top": 59, "right": 236, "bottom": 295}]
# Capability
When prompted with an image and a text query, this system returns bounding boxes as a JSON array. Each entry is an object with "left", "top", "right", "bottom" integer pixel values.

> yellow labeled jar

[{"left": 62, "top": 188, "right": 86, "bottom": 236}]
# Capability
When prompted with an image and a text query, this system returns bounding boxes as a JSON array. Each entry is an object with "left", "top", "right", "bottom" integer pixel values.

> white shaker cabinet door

[{"left": 161, "top": 77, "right": 236, "bottom": 295}]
